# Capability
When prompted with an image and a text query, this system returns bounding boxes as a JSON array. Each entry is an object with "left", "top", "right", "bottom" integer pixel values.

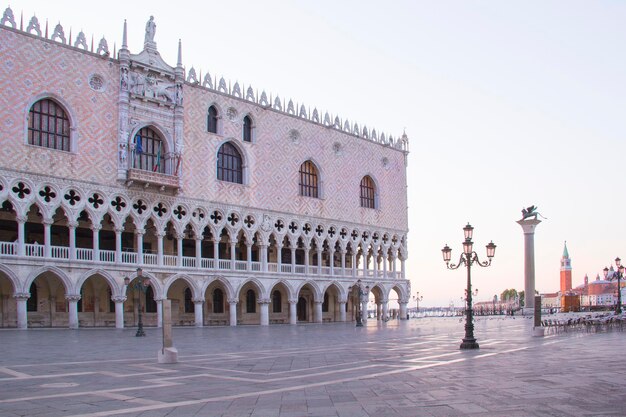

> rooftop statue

[
  {"left": 521, "top": 205, "right": 547, "bottom": 221},
  {"left": 145, "top": 16, "right": 156, "bottom": 44}
]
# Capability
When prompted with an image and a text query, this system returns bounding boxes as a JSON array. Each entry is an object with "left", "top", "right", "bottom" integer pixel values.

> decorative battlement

[{"left": 0, "top": 6, "right": 409, "bottom": 153}]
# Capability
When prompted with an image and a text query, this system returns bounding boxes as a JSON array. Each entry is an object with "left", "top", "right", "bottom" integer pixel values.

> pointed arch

[
  {"left": 163, "top": 273, "right": 199, "bottom": 299},
  {"left": 217, "top": 140, "right": 247, "bottom": 184},
  {"left": 360, "top": 175, "right": 378, "bottom": 209},
  {"left": 25, "top": 94, "right": 76, "bottom": 152},
  {"left": 299, "top": 160, "right": 322, "bottom": 198},
  {"left": 242, "top": 113, "right": 255, "bottom": 143},
  {"left": 130, "top": 124, "right": 171, "bottom": 174},
  {"left": 23, "top": 266, "right": 72, "bottom": 294},
  {"left": 75, "top": 268, "right": 121, "bottom": 297}
]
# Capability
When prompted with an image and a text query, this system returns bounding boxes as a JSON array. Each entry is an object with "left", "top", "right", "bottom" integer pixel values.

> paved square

[{"left": 0, "top": 317, "right": 624, "bottom": 416}]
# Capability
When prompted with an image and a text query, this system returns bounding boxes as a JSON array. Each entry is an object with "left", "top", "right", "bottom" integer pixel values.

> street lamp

[
  {"left": 604, "top": 257, "right": 624, "bottom": 314},
  {"left": 441, "top": 223, "right": 496, "bottom": 350},
  {"left": 124, "top": 268, "right": 150, "bottom": 337},
  {"left": 413, "top": 291, "right": 423, "bottom": 318}
]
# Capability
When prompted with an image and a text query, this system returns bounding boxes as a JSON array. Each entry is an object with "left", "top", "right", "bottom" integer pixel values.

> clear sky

[{"left": 8, "top": 0, "right": 626, "bottom": 307}]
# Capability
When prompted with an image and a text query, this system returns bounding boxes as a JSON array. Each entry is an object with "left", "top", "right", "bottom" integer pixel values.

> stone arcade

[{"left": 0, "top": 8, "right": 410, "bottom": 329}]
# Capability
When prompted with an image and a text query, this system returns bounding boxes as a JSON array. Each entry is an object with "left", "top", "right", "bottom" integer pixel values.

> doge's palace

[{"left": 0, "top": 7, "right": 410, "bottom": 329}]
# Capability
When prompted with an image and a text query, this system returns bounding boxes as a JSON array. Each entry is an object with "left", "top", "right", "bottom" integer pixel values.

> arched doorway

[
  {"left": 78, "top": 274, "right": 115, "bottom": 327},
  {"left": 297, "top": 297, "right": 307, "bottom": 321}
]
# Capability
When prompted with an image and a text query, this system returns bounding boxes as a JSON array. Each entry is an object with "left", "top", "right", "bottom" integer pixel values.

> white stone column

[
  {"left": 259, "top": 299, "right": 269, "bottom": 326},
  {"left": 288, "top": 299, "right": 297, "bottom": 325},
  {"left": 260, "top": 244, "right": 268, "bottom": 272},
  {"left": 246, "top": 242, "right": 252, "bottom": 271},
  {"left": 290, "top": 247, "right": 296, "bottom": 273},
  {"left": 363, "top": 253, "right": 368, "bottom": 277},
  {"left": 213, "top": 241, "right": 219, "bottom": 267},
  {"left": 156, "top": 298, "right": 163, "bottom": 328},
  {"left": 400, "top": 258, "right": 406, "bottom": 280},
  {"left": 304, "top": 244, "right": 310, "bottom": 274},
  {"left": 228, "top": 299, "right": 238, "bottom": 326},
  {"left": 372, "top": 249, "right": 379, "bottom": 279},
  {"left": 382, "top": 252, "right": 388, "bottom": 279},
  {"left": 376, "top": 302, "right": 382, "bottom": 320},
  {"left": 329, "top": 247, "right": 335, "bottom": 276},
  {"left": 156, "top": 231, "right": 165, "bottom": 266},
  {"left": 92, "top": 224, "right": 101, "bottom": 262},
  {"left": 68, "top": 221, "right": 77, "bottom": 261},
  {"left": 176, "top": 233, "right": 184, "bottom": 267},
  {"left": 399, "top": 301, "right": 408, "bottom": 320},
  {"left": 136, "top": 229, "right": 144, "bottom": 265},
  {"left": 351, "top": 252, "right": 357, "bottom": 277},
  {"left": 340, "top": 249, "right": 346, "bottom": 276},
  {"left": 339, "top": 300, "right": 347, "bottom": 322},
  {"left": 392, "top": 249, "right": 398, "bottom": 278},
  {"left": 517, "top": 219, "right": 542, "bottom": 314},
  {"left": 276, "top": 242, "right": 283, "bottom": 272},
  {"left": 195, "top": 237, "right": 202, "bottom": 268},
  {"left": 230, "top": 241, "right": 236, "bottom": 270},
  {"left": 382, "top": 299, "right": 389, "bottom": 320},
  {"left": 317, "top": 248, "right": 322, "bottom": 276},
  {"left": 16, "top": 215, "right": 26, "bottom": 256},
  {"left": 14, "top": 293, "right": 29, "bottom": 329},
  {"left": 314, "top": 300, "right": 323, "bottom": 323},
  {"left": 43, "top": 218, "right": 52, "bottom": 258},
  {"left": 193, "top": 298, "right": 204, "bottom": 327},
  {"left": 112, "top": 296, "right": 126, "bottom": 329},
  {"left": 115, "top": 227, "right": 123, "bottom": 263},
  {"left": 66, "top": 294, "right": 81, "bottom": 329}
]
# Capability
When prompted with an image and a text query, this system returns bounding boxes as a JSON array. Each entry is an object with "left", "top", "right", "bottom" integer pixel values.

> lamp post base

[
  {"left": 135, "top": 326, "right": 146, "bottom": 337},
  {"left": 460, "top": 338, "right": 479, "bottom": 349}
]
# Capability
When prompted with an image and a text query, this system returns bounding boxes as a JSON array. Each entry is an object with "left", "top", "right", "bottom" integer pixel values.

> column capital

[
  {"left": 227, "top": 298, "right": 239, "bottom": 304},
  {"left": 65, "top": 294, "right": 82, "bottom": 302},
  {"left": 16, "top": 215, "right": 27, "bottom": 223},
  {"left": 257, "top": 298, "right": 271, "bottom": 305},
  {"left": 91, "top": 224, "right": 102, "bottom": 232},
  {"left": 43, "top": 218, "right": 54, "bottom": 226},
  {"left": 13, "top": 292, "right": 30, "bottom": 301},
  {"left": 155, "top": 231, "right": 166, "bottom": 238},
  {"left": 517, "top": 218, "right": 542, "bottom": 234},
  {"left": 111, "top": 295, "right": 127, "bottom": 303},
  {"left": 192, "top": 297, "right": 205, "bottom": 304},
  {"left": 67, "top": 220, "right": 79, "bottom": 229},
  {"left": 135, "top": 229, "right": 145, "bottom": 236},
  {"left": 313, "top": 300, "right": 323, "bottom": 305},
  {"left": 288, "top": 299, "right": 298, "bottom": 305}
]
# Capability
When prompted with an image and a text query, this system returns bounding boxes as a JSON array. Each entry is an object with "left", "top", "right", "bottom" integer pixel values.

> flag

[
  {"left": 135, "top": 136, "right": 143, "bottom": 154},
  {"left": 153, "top": 142, "right": 161, "bottom": 172}
]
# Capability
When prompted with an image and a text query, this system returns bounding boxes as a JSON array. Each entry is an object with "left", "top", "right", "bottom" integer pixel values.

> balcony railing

[{"left": 0, "top": 243, "right": 401, "bottom": 279}]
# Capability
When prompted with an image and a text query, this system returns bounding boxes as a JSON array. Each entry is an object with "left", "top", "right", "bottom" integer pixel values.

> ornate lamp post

[
  {"left": 124, "top": 268, "right": 150, "bottom": 337},
  {"left": 441, "top": 223, "right": 496, "bottom": 350},
  {"left": 413, "top": 291, "right": 423, "bottom": 318},
  {"left": 605, "top": 258, "right": 623, "bottom": 314}
]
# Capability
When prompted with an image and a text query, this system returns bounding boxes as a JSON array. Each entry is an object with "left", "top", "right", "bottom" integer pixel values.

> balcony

[
  {"left": 0, "top": 242, "right": 399, "bottom": 280},
  {"left": 126, "top": 168, "right": 179, "bottom": 191}
]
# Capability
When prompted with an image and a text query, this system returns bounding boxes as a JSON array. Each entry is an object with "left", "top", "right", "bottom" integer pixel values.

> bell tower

[{"left": 560, "top": 241, "right": 572, "bottom": 293}]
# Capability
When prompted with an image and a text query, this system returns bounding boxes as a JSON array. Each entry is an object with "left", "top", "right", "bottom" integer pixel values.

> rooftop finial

[
  {"left": 177, "top": 39, "right": 182, "bottom": 67},
  {"left": 122, "top": 19, "right": 127, "bottom": 49}
]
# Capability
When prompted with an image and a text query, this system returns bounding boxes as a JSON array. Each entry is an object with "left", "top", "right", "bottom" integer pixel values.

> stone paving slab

[{"left": 0, "top": 316, "right": 625, "bottom": 416}]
